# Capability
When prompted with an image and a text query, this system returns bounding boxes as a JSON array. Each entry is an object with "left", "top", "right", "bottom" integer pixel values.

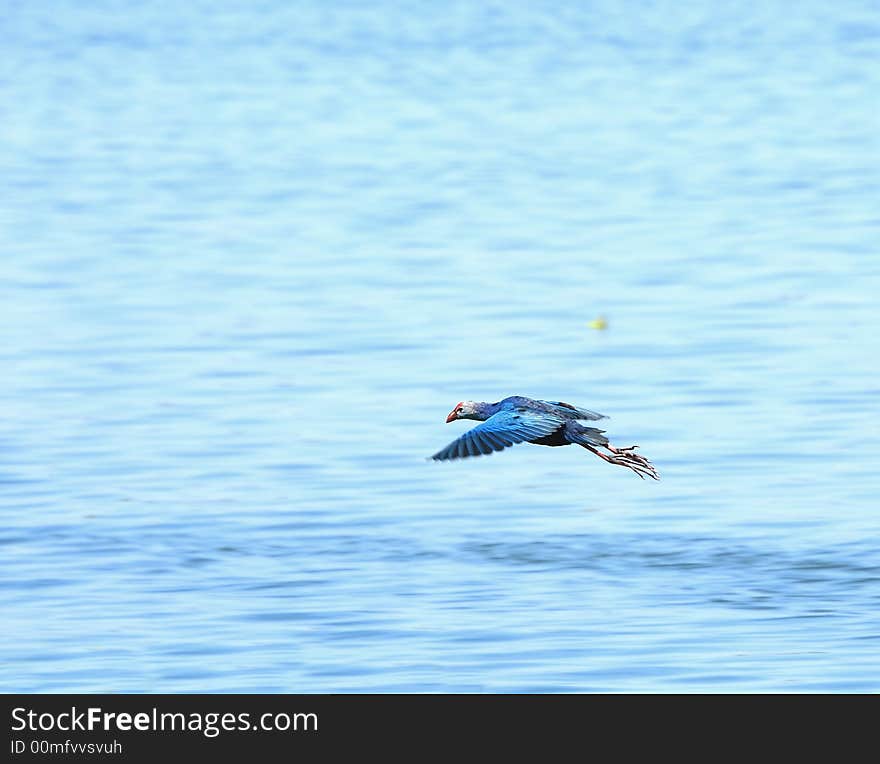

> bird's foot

[{"left": 594, "top": 443, "right": 660, "bottom": 480}]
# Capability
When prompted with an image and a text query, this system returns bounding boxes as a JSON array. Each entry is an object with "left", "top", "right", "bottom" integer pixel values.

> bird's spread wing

[
  {"left": 539, "top": 400, "right": 607, "bottom": 421},
  {"left": 431, "top": 408, "right": 565, "bottom": 461}
]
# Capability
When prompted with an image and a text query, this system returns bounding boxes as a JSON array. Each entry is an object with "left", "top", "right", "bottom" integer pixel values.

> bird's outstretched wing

[
  {"left": 431, "top": 408, "right": 565, "bottom": 461},
  {"left": 539, "top": 400, "right": 607, "bottom": 421}
]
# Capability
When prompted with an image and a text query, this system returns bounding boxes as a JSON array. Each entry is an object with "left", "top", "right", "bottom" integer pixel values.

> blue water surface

[{"left": 2, "top": 0, "right": 879, "bottom": 692}]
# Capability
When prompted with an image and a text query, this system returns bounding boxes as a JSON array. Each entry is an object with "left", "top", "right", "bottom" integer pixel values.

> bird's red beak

[{"left": 446, "top": 409, "right": 458, "bottom": 423}]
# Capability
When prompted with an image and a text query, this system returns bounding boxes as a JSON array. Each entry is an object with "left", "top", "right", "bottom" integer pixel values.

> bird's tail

[
  {"left": 568, "top": 425, "right": 659, "bottom": 480},
  {"left": 567, "top": 425, "right": 609, "bottom": 447}
]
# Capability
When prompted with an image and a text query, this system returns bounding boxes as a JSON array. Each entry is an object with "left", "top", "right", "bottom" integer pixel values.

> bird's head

[{"left": 446, "top": 401, "right": 479, "bottom": 423}]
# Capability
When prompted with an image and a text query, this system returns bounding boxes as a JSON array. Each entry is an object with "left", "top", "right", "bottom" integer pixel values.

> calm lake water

[{"left": 2, "top": 1, "right": 879, "bottom": 692}]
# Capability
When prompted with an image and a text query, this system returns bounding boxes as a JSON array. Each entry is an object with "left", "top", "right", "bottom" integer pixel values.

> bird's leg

[
  {"left": 585, "top": 443, "right": 660, "bottom": 480},
  {"left": 607, "top": 444, "right": 639, "bottom": 455}
]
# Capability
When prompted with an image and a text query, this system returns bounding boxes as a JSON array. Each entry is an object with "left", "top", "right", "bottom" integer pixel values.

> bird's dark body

[
  {"left": 433, "top": 395, "right": 659, "bottom": 480},
  {"left": 527, "top": 421, "right": 607, "bottom": 448},
  {"left": 528, "top": 429, "right": 570, "bottom": 447}
]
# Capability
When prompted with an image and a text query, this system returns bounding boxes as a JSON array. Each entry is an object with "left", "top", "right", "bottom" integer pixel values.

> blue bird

[{"left": 432, "top": 396, "right": 659, "bottom": 480}]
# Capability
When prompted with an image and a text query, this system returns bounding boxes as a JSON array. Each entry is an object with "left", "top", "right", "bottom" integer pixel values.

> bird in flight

[{"left": 431, "top": 396, "right": 659, "bottom": 480}]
